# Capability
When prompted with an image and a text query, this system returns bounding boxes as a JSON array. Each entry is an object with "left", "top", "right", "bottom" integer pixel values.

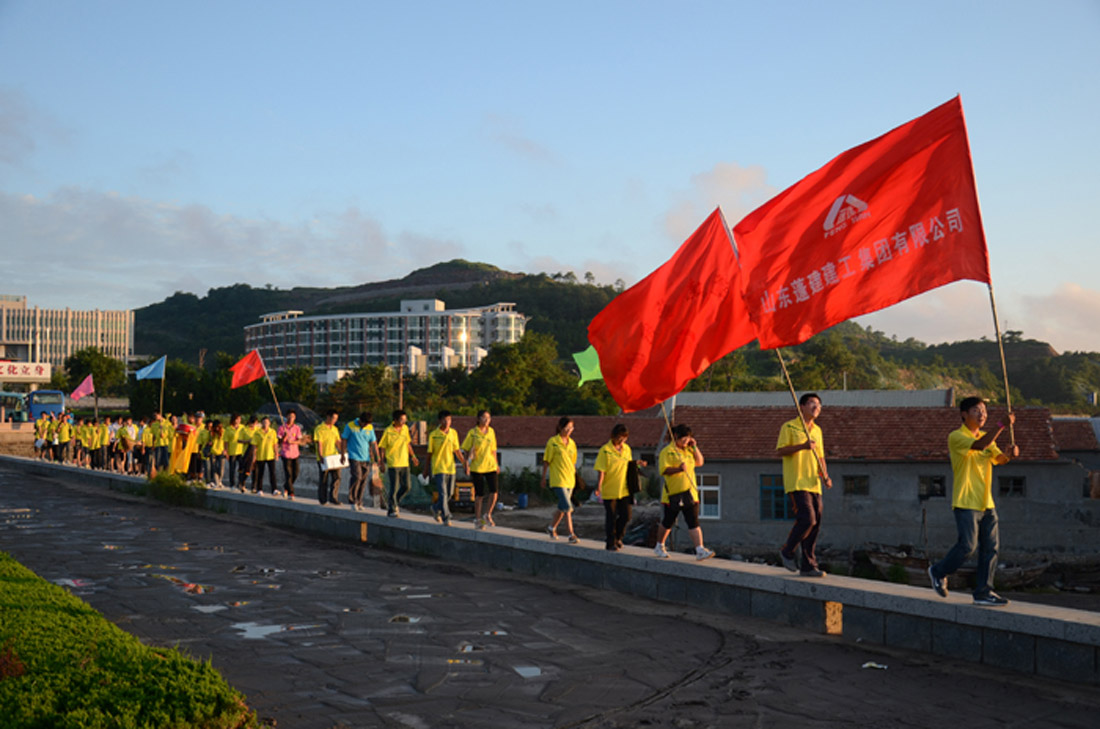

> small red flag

[
  {"left": 588, "top": 208, "right": 756, "bottom": 412},
  {"left": 230, "top": 350, "right": 267, "bottom": 389},
  {"left": 734, "top": 96, "right": 991, "bottom": 349}
]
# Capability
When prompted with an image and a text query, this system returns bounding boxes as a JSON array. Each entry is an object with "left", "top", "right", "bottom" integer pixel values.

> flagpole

[
  {"left": 266, "top": 374, "right": 284, "bottom": 424},
  {"left": 986, "top": 282, "right": 1015, "bottom": 447},
  {"left": 159, "top": 376, "right": 165, "bottom": 415},
  {"left": 775, "top": 348, "right": 828, "bottom": 478}
]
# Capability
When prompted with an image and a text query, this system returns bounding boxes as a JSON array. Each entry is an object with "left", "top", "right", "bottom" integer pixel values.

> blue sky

[{"left": 1, "top": 1, "right": 1098, "bottom": 352}]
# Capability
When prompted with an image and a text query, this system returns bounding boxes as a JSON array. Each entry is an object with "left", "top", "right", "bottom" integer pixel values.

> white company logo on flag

[{"left": 823, "top": 194, "right": 870, "bottom": 237}]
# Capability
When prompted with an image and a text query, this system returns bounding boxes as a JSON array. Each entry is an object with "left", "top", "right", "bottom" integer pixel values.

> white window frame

[{"left": 697, "top": 472, "right": 721, "bottom": 520}]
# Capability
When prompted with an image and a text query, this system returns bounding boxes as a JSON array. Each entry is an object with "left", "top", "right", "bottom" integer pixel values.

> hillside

[
  {"left": 133, "top": 261, "right": 1100, "bottom": 413},
  {"left": 134, "top": 260, "right": 616, "bottom": 365}
]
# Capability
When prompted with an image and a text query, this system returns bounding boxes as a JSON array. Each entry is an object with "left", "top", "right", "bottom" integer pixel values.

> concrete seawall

[{"left": 3, "top": 454, "right": 1098, "bottom": 686}]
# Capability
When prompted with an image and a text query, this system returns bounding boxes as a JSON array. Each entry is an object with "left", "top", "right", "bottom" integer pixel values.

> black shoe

[
  {"left": 973, "top": 592, "right": 1009, "bottom": 606},
  {"left": 928, "top": 566, "right": 948, "bottom": 598}
]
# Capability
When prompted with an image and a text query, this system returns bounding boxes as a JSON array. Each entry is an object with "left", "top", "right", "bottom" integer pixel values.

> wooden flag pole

[
  {"left": 265, "top": 374, "right": 285, "bottom": 425},
  {"left": 775, "top": 348, "right": 829, "bottom": 478},
  {"left": 986, "top": 282, "right": 1015, "bottom": 447}
]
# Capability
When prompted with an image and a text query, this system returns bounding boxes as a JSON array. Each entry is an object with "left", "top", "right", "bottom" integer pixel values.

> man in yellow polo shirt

[
  {"left": 776, "top": 393, "right": 832, "bottom": 577},
  {"left": 379, "top": 409, "right": 418, "bottom": 518},
  {"left": 424, "top": 410, "right": 466, "bottom": 525},
  {"left": 313, "top": 410, "right": 344, "bottom": 505},
  {"left": 929, "top": 396, "right": 1019, "bottom": 606}
]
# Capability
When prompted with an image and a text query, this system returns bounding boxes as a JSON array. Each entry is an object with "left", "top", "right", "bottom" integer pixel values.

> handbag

[{"left": 626, "top": 460, "right": 641, "bottom": 495}]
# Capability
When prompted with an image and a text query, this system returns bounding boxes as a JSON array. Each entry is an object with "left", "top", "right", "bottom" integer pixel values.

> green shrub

[
  {"left": 146, "top": 471, "right": 207, "bottom": 508},
  {"left": 0, "top": 552, "right": 256, "bottom": 728}
]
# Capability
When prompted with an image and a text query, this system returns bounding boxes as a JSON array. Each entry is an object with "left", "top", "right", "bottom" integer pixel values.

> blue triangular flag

[{"left": 135, "top": 355, "right": 166, "bottom": 381}]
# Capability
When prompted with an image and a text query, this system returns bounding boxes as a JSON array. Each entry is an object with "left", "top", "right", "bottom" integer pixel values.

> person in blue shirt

[{"left": 342, "top": 412, "right": 380, "bottom": 511}]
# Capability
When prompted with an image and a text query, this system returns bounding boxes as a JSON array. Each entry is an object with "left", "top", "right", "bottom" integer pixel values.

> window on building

[
  {"left": 533, "top": 453, "right": 543, "bottom": 469},
  {"left": 843, "top": 475, "right": 870, "bottom": 496},
  {"left": 698, "top": 473, "right": 721, "bottom": 519},
  {"left": 998, "top": 476, "right": 1026, "bottom": 498},
  {"left": 760, "top": 474, "right": 793, "bottom": 520},
  {"left": 918, "top": 475, "right": 947, "bottom": 500},
  {"left": 581, "top": 452, "right": 597, "bottom": 468}
]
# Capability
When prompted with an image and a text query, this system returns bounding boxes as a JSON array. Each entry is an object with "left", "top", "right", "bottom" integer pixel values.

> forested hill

[
  {"left": 134, "top": 259, "right": 618, "bottom": 365},
  {"left": 134, "top": 259, "right": 1100, "bottom": 413}
]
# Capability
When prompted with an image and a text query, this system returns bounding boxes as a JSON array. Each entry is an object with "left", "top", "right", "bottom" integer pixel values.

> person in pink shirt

[{"left": 277, "top": 410, "right": 303, "bottom": 500}]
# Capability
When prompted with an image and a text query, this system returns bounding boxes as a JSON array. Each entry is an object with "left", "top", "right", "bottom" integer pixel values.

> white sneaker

[
  {"left": 654, "top": 543, "right": 669, "bottom": 559},
  {"left": 695, "top": 547, "right": 715, "bottom": 561}
]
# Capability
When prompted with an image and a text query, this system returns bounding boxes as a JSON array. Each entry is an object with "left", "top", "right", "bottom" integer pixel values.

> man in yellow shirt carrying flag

[{"left": 928, "top": 396, "right": 1019, "bottom": 606}]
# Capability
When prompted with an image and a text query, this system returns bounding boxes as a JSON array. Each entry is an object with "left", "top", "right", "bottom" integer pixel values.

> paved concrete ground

[{"left": 2, "top": 466, "right": 1099, "bottom": 729}]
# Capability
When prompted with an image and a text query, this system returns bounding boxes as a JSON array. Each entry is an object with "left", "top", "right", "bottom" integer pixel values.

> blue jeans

[
  {"left": 932, "top": 508, "right": 999, "bottom": 597},
  {"left": 385, "top": 467, "right": 411, "bottom": 514},
  {"left": 432, "top": 472, "right": 456, "bottom": 523}
]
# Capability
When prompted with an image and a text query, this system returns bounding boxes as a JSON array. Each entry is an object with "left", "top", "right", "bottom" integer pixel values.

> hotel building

[
  {"left": 0, "top": 294, "right": 134, "bottom": 371},
  {"left": 243, "top": 299, "right": 526, "bottom": 380}
]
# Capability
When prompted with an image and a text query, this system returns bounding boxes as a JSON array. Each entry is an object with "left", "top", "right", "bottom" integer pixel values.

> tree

[
  {"left": 64, "top": 347, "right": 125, "bottom": 416},
  {"left": 276, "top": 366, "right": 319, "bottom": 410},
  {"left": 322, "top": 363, "right": 392, "bottom": 418}
]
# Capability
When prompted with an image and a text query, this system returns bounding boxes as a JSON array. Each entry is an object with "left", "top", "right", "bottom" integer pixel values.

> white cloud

[
  {"left": 0, "top": 86, "right": 70, "bottom": 171},
  {"left": 856, "top": 281, "right": 1100, "bottom": 353},
  {"left": 1017, "top": 283, "right": 1100, "bottom": 353},
  {"left": 483, "top": 113, "right": 557, "bottom": 164},
  {"left": 0, "top": 187, "right": 465, "bottom": 309},
  {"left": 662, "top": 161, "right": 774, "bottom": 241}
]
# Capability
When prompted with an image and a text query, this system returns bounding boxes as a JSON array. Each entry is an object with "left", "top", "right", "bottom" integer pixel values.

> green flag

[{"left": 572, "top": 345, "right": 603, "bottom": 386}]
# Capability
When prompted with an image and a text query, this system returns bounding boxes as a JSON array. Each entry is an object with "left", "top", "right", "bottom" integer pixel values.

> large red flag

[
  {"left": 734, "top": 96, "right": 990, "bottom": 350},
  {"left": 588, "top": 208, "right": 756, "bottom": 412},
  {"left": 230, "top": 350, "right": 267, "bottom": 389}
]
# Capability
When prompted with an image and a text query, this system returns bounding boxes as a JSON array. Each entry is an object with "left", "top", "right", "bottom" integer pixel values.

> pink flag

[{"left": 70, "top": 374, "right": 95, "bottom": 401}]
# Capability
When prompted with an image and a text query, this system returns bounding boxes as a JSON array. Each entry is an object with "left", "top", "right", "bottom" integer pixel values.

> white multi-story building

[
  {"left": 243, "top": 299, "right": 526, "bottom": 379},
  {"left": 0, "top": 294, "right": 134, "bottom": 370}
]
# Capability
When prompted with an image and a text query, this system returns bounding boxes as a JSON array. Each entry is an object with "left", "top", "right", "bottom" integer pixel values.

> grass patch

[
  {"left": 146, "top": 471, "right": 207, "bottom": 509},
  {"left": 0, "top": 552, "right": 256, "bottom": 728}
]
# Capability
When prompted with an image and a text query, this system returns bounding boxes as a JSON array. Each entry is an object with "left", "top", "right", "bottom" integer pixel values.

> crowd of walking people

[{"left": 29, "top": 391, "right": 1019, "bottom": 602}]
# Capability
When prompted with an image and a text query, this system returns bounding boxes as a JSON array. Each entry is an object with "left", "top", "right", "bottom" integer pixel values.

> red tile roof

[
  {"left": 1052, "top": 419, "right": 1100, "bottom": 452},
  {"left": 675, "top": 406, "right": 1059, "bottom": 462}
]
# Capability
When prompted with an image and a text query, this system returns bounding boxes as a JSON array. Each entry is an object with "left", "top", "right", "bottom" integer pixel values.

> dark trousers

[
  {"left": 155, "top": 445, "right": 170, "bottom": 471},
  {"left": 782, "top": 490, "right": 823, "bottom": 572},
  {"left": 385, "top": 467, "right": 411, "bottom": 515},
  {"left": 603, "top": 496, "right": 633, "bottom": 547},
  {"left": 317, "top": 462, "right": 341, "bottom": 504},
  {"left": 253, "top": 459, "right": 277, "bottom": 493},
  {"left": 932, "top": 508, "right": 999, "bottom": 598},
  {"left": 281, "top": 457, "right": 299, "bottom": 495},
  {"left": 227, "top": 455, "right": 240, "bottom": 487}
]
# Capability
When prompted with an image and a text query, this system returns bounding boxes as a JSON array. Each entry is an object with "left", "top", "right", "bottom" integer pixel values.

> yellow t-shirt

[
  {"left": 461, "top": 427, "right": 498, "bottom": 473},
  {"left": 141, "top": 425, "right": 155, "bottom": 447},
  {"left": 96, "top": 424, "right": 110, "bottom": 450},
  {"left": 594, "top": 440, "right": 633, "bottom": 500},
  {"left": 543, "top": 435, "right": 577, "bottom": 489},
  {"left": 224, "top": 424, "right": 242, "bottom": 456},
  {"left": 428, "top": 427, "right": 460, "bottom": 475},
  {"left": 313, "top": 423, "right": 341, "bottom": 459},
  {"left": 57, "top": 421, "right": 72, "bottom": 443},
  {"left": 35, "top": 417, "right": 49, "bottom": 439},
  {"left": 252, "top": 427, "right": 278, "bottom": 461},
  {"left": 154, "top": 421, "right": 173, "bottom": 448},
  {"left": 777, "top": 417, "right": 824, "bottom": 494},
  {"left": 659, "top": 443, "right": 698, "bottom": 502},
  {"left": 948, "top": 424, "right": 1004, "bottom": 511},
  {"left": 208, "top": 432, "right": 226, "bottom": 456},
  {"left": 379, "top": 424, "right": 412, "bottom": 468}
]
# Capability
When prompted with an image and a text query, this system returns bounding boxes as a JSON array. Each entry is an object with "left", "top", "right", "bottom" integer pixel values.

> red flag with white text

[
  {"left": 230, "top": 350, "right": 267, "bottom": 389},
  {"left": 733, "top": 96, "right": 990, "bottom": 349},
  {"left": 588, "top": 208, "right": 756, "bottom": 412}
]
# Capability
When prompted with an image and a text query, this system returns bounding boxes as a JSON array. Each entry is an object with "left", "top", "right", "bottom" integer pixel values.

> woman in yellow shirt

[
  {"left": 654, "top": 424, "right": 713, "bottom": 561},
  {"left": 541, "top": 416, "right": 578, "bottom": 544},
  {"left": 595, "top": 423, "right": 646, "bottom": 551},
  {"left": 462, "top": 410, "right": 498, "bottom": 529}
]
